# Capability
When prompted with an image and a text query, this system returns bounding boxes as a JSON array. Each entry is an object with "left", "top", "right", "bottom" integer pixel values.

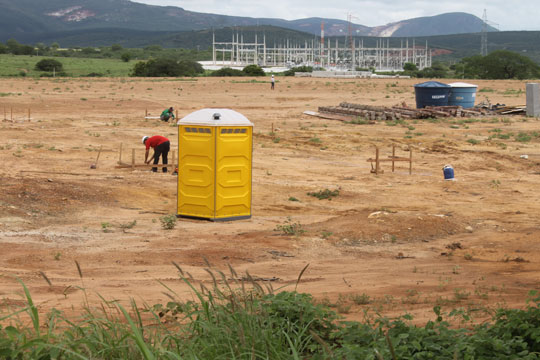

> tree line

[
  {"left": 2, "top": 38, "right": 539, "bottom": 79},
  {"left": 401, "top": 50, "right": 540, "bottom": 80},
  {"left": 0, "top": 39, "right": 211, "bottom": 63}
]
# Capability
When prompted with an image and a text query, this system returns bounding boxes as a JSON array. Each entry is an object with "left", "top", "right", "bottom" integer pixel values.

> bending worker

[
  {"left": 160, "top": 107, "right": 175, "bottom": 122},
  {"left": 142, "top": 135, "right": 170, "bottom": 173}
]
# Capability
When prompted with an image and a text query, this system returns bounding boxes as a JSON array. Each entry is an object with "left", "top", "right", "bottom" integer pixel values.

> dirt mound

[
  {"left": 0, "top": 176, "right": 114, "bottom": 223},
  {"left": 309, "top": 209, "right": 465, "bottom": 244}
]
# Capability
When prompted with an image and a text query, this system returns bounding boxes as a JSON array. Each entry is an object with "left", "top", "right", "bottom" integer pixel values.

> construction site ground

[{"left": 1, "top": 76, "right": 539, "bottom": 324}]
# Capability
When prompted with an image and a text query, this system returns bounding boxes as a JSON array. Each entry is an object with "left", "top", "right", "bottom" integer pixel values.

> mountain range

[{"left": 0, "top": 0, "right": 498, "bottom": 44}]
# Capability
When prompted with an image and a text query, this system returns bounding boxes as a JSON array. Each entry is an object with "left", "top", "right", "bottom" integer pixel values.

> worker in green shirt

[{"left": 160, "top": 107, "right": 175, "bottom": 122}]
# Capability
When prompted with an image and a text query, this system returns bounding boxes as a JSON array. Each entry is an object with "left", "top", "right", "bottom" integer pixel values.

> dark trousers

[{"left": 152, "top": 141, "right": 170, "bottom": 172}]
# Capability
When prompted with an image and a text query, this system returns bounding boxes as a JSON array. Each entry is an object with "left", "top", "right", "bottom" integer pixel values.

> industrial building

[{"left": 212, "top": 32, "right": 432, "bottom": 71}]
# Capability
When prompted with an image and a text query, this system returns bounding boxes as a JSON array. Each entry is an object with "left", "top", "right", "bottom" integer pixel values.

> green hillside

[
  {"left": 10, "top": 26, "right": 317, "bottom": 49},
  {"left": 414, "top": 31, "right": 540, "bottom": 63}
]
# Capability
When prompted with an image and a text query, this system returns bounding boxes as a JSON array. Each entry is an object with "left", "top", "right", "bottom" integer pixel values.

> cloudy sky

[{"left": 131, "top": 0, "right": 537, "bottom": 31}]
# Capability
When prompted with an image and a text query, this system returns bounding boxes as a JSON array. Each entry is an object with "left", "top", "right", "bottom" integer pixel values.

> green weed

[
  {"left": 307, "top": 188, "right": 339, "bottom": 200},
  {"left": 159, "top": 214, "right": 177, "bottom": 230},
  {"left": 274, "top": 217, "right": 305, "bottom": 236}
]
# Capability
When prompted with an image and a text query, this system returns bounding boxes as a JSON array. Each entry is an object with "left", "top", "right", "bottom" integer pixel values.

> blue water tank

[
  {"left": 414, "top": 81, "right": 451, "bottom": 108},
  {"left": 448, "top": 82, "right": 478, "bottom": 108}
]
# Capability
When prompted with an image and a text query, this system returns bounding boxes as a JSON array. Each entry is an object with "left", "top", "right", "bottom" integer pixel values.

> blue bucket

[{"left": 443, "top": 165, "right": 454, "bottom": 180}]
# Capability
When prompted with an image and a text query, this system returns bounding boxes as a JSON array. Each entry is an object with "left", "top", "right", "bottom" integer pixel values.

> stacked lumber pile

[
  {"left": 493, "top": 105, "right": 526, "bottom": 115},
  {"left": 318, "top": 102, "right": 490, "bottom": 120}
]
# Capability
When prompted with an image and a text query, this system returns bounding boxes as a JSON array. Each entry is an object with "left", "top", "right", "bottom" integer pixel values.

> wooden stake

[
  {"left": 118, "top": 143, "right": 123, "bottom": 164},
  {"left": 95, "top": 145, "right": 102, "bottom": 166},
  {"left": 28, "top": 108, "right": 31, "bottom": 121},
  {"left": 131, "top": 149, "right": 135, "bottom": 170},
  {"left": 11, "top": 107, "right": 13, "bottom": 122},
  {"left": 171, "top": 150, "right": 176, "bottom": 172},
  {"left": 271, "top": 122, "right": 274, "bottom": 133},
  {"left": 3, "top": 107, "right": 6, "bottom": 121},
  {"left": 392, "top": 145, "right": 395, "bottom": 172},
  {"left": 145, "top": 108, "right": 148, "bottom": 117},
  {"left": 375, "top": 146, "right": 380, "bottom": 175},
  {"left": 409, "top": 148, "right": 413, "bottom": 175},
  {"left": 175, "top": 109, "right": 178, "bottom": 120}
]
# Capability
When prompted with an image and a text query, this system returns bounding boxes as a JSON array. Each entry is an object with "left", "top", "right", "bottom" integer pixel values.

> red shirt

[{"left": 145, "top": 135, "right": 169, "bottom": 150}]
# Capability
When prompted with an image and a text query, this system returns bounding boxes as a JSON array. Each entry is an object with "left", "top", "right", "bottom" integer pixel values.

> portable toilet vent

[{"left": 177, "top": 109, "right": 253, "bottom": 221}]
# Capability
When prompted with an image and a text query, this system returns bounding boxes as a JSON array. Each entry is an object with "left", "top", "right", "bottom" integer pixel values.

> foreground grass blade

[
  {"left": 16, "top": 277, "right": 40, "bottom": 336},
  {"left": 117, "top": 303, "right": 156, "bottom": 360}
]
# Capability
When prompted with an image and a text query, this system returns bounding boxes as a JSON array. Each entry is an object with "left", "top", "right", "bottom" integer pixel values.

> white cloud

[{"left": 131, "top": 0, "right": 539, "bottom": 30}]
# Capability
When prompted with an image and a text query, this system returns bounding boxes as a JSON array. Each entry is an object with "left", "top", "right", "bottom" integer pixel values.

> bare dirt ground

[{"left": 1, "top": 76, "right": 539, "bottom": 324}]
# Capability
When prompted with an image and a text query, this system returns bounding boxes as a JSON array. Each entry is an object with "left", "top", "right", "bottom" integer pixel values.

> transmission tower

[{"left": 480, "top": 9, "right": 488, "bottom": 56}]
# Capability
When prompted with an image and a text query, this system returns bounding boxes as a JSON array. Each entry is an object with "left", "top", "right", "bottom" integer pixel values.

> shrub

[
  {"left": 35, "top": 58, "right": 63, "bottom": 72},
  {"left": 210, "top": 67, "right": 245, "bottom": 77},
  {"left": 84, "top": 72, "right": 103, "bottom": 77},
  {"left": 274, "top": 217, "right": 305, "bottom": 235},
  {"left": 307, "top": 188, "right": 340, "bottom": 200},
  {"left": 403, "top": 62, "right": 418, "bottom": 72},
  {"left": 160, "top": 214, "right": 177, "bottom": 230},
  {"left": 283, "top": 65, "right": 313, "bottom": 76},
  {"left": 177, "top": 60, "right": 204, "bottom": 76},
  {"left": 131, "top": 58, "right": 203, "bottom": 77},
  {"left": 120, "top": 52, "right": 132, "bottom": 62},
  {"left": 242, "top": 64, "right": 265, "bottom": 76}
]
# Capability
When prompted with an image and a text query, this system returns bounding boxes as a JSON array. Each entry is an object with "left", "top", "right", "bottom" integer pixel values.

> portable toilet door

[{"left": 177, "top": 109, "right": 253, "bottom": 221}]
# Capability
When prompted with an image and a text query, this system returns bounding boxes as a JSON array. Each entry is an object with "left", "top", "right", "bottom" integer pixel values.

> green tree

[
  {"left": 242, "top": 64, "right": 265, "bottom": 76},
  {"left": 81, "top": 47, "right": 98, "bottom": 55},
  {"left": 6, "top": 39, "right": 20, "bottom": 54},
  {"left": 283, "top": 65, "right": 312, "bottom": 76},
  {"left": 35, "top": 42, "right": 47, "bottom": 55},
  {"left": 461, "top": 50, "right": 540, "bottom": 79},
  {"left": 144, "top": 44, "right": 163, "bottom": 52},
  {"left": 210, "top": 67, "right": 245, "bottom": 76},
  {"left": 35, "top": 58, "right": 63, "bottom": 72},
  {"left": 403, "top": 62, "right": 418, "bottom": 72},
  {"left": 18, "top": 45, "right": 34, "bottom": 55},
  {"left": 131, "top": 58, "right": 203, "bottom": 77},
  {"left": 417, "top": 61, "right": 449, "bottom": 78},
  {"left": 177, "top": 60, "right": 204, "bottom": 76},
  {"left": 111, "top": 44, "right": 123, "bottom": 52},
  {"left": 120, "top": 52, "right": 132, "bottom": 62}
]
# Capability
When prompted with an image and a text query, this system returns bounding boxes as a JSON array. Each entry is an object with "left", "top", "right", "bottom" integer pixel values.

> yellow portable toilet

[{"left": 177, "top": 109, "right": 253, "bottom": 221}]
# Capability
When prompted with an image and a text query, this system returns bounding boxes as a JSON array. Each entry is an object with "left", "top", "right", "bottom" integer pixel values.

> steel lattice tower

[{"left": 481, "top": 9, "right": 488, "bottom": 56}]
